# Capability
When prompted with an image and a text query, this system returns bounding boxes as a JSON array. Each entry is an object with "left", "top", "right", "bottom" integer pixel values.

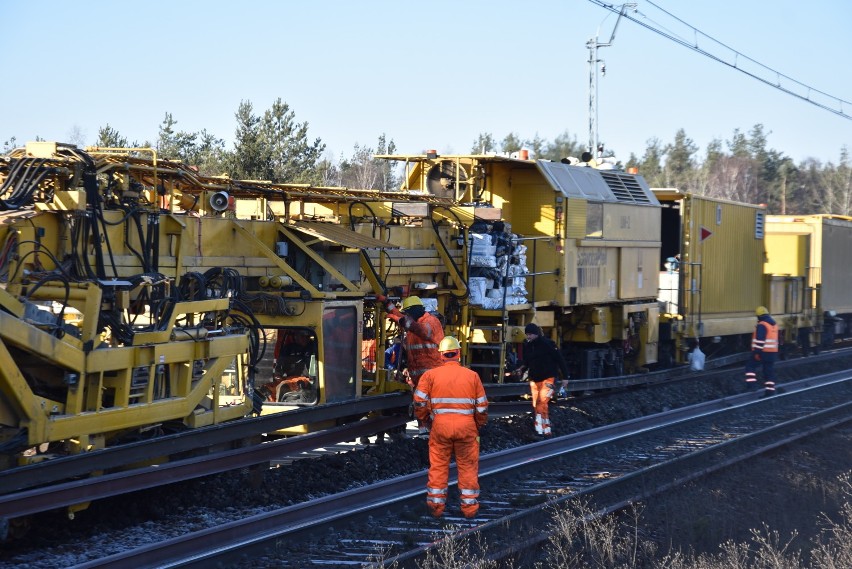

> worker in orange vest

[
  {"left": 378, "top": 295, "right": 444, "bottom": 435},
  {"left": 413, "top": 336, "right": 488, "bottom": 518},
  {"left": 745, "top": 306, "right": 779, "bottom": 397}
]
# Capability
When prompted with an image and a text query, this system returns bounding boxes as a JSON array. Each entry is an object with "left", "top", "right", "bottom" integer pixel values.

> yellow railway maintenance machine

[
  {"left": 765, "top": 214, "right": 852, "bottom": 350},
  {"left": 0, "top": 142, "right": 449, "bottom": 470},
  {"left": 376, "top": 152, "right": 663, "bottom": 380},
  {"left": 0, "top": 143, "right": 253, "bottom": 471},
  {"left": 76, "top": 145, "right": 464, "bottom": 429},
  {"left": 654, "top": 189, "right": 809, "bottom": 363},
  {"left": 657, "top": 190, "right": 769, "bottom": 362},
  {"left": 294, "top": 177, "right": 485, "bottom": 381}
]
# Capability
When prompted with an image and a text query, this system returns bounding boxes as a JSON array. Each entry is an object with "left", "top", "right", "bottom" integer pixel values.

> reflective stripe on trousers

[
  {"left": 530, "top": 379, "right": 554, "bottom": 435},
  {"left": 426, "top": 415, "right": 480, "bottom": 518}
]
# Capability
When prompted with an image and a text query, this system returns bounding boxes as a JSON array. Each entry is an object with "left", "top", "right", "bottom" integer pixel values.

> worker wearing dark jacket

[
  {"left": 745, "top": 306, "right": 779, "bottom": 396},
  {"left": 518, "top": 323, "right": 568, "bottom": 437},
  {"left": 413, "top": 336, "right": 488, "bottom": 519}
]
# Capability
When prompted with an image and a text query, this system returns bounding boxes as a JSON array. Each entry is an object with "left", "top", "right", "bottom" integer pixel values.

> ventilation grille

[
  {"left": 754, "top": 210, "right": 765, "bottom": 239},
  {"left": 599, "top": 171, "right": 655, "bottom": 204}
]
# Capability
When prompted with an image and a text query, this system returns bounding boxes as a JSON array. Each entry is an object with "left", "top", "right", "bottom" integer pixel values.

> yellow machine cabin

[
  {"left": 377, "top": 153, "right": 662, "bottom": 379},
  {"left": 0, "top": 142, "right": 428, "bottom": 464}
]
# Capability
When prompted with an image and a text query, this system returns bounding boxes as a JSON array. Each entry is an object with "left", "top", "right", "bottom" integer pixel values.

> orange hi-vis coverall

[
  {"left": 387, "top": 308, "right": 444, "bottom": 385},
  {"left": 413, "top": 361, "right": 488, "bottom": 518}
]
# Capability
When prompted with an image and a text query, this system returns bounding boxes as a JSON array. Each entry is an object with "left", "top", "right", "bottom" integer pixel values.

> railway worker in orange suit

[
  {"left": 377, "top": 294, "right": 444, "bottom": 435},
  {"left": 413, "top": 336, "right": 488, "bottom": 519},
  {"left": 516, "top": 323, "right": 569, "bottom": 437},
  {"left": 745, "top": 306, "right": 779, "bottom": 396}
]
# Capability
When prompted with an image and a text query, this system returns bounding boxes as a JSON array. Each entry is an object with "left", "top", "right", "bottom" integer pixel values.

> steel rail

[
  {"left": 414, "top": 390, "right": 852, "bottom": 567},
  {"left": 67, "top": 370, "right": 852, "bottom": 569},
  {"left": 0, "top": 391, "right": 411, "bottom": 494},
  {"left": 5, "top": 345, "right": 849, "bottom": 497},
  {"left": 484, "top": 345, "right": 852, "bottom": 396},
  {"left": 0, "top": 415, "right": 405, "bottom": 520}
]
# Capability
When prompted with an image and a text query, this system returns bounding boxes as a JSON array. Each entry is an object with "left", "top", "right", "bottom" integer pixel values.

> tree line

[
  {"left": 473, "top": 125, "right": 851, "bottom": 216},
  {"left": 2, "top": 98, "right": 398, "bottom": 192},
  {"left": 3, "top": 99, "right": 849, "bottom": 215}
]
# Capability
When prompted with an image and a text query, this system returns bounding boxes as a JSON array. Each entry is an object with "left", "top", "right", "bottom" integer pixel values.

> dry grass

[
  {"left": 535, "top": 471, "right": 852, "bottom": 569},
  {"left": 367, "top": 470, "right": 852, "bottom": 568},
  {"left": 366, "top": 524, "right": 499, "bottom": 569}
]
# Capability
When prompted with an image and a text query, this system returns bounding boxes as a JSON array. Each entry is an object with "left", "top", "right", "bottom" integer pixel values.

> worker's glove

[{"left": 753, "top": 352, "right": 761, "bottom": 362}]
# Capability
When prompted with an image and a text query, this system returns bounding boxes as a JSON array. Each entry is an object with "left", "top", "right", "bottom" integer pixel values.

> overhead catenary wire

[{"left": 587, "top": 0, "right": 852, "bottom": 121}]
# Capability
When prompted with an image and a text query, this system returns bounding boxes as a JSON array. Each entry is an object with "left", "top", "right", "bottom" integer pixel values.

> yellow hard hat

[
  {"left": 401, "top": 296, "right": 424, "bottom": 311},
  {"left": 438, "top": 336, "right": 462, "bottom": 352},
  {"left": 755, "top": 306, "right": 769, "bottom": 316}
]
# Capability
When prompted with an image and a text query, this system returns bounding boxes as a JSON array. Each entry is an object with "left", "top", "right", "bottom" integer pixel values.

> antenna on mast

[{"left": 587, "top": 3, "right": 635, "bottom": 154}]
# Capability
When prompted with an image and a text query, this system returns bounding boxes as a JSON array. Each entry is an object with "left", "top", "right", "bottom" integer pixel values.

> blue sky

[{"left": 2, "top": 1, "right": 850, "bottom": 165}]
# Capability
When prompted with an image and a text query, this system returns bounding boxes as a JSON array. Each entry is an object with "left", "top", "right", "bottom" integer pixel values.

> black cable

[
  {"left": 382, "top": 249, "right": 393, "bottom": 283},
  {"left": 75, "top": 153, "right": 107, "bottom": 280},
  {"left": 92, "top": 206, "right": 120, "bottom": 279},
  {"left": 4, "top": 242, "right": 74, "bottom": 285},
  {"left": 348, "top": 201, "right": 379, "bottom": 238},
  {"left": 0, "top": 158, "right": 53, "bottom": 210},
  {"left": 130, "top": 209, "right": 153, "bottom": 275},
  {"left": 121, "top": 207, "right": 149, "bottom": 271},
  {"left": 67, "top": 214, "right": 86, "bottom": 280},
  {"left": 588, "top": 0, "right": 852, "bottom": 120},
  {"left": 178, "top": 271, "right": 207, "bottom": 301},
  {"left": 429, "top": 208, "right": 468, "bottom": 300},
  {"left": 23, "top": 273, "right": 71, "bottom": 337},
  {"left": 148, "top": 211, "right": 161, "bottom": 272},
  {"left": 230, "top": 302, "right": 264, "bottom": 367},
  {"left": 97, "top": 203, "right": 139, "bottom": 226}
]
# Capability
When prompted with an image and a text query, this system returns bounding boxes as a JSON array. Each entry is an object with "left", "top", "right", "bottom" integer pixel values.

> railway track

[
  {"left": 2, "top": 348, "right": 851, "bottom": 567},
  {"left": 52, "top": 368, "right": 852, "bottom": 568},
  {"left": 0, "top": 343, "right": 827, "bottom": 502},
  {"left": 0, "top": 347, "right": 766, "bottom": 522}
]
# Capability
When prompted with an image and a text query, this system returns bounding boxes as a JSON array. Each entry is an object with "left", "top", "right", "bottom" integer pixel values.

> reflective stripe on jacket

[
  {"left": 393, "top": 312, "right": 444, "bottom": 374},
  {"left": 413, "top": 361, "right": 488, "bottom": 429},
  {"left": 752, "top": 319, "right": 779, "bottom": 352}
]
